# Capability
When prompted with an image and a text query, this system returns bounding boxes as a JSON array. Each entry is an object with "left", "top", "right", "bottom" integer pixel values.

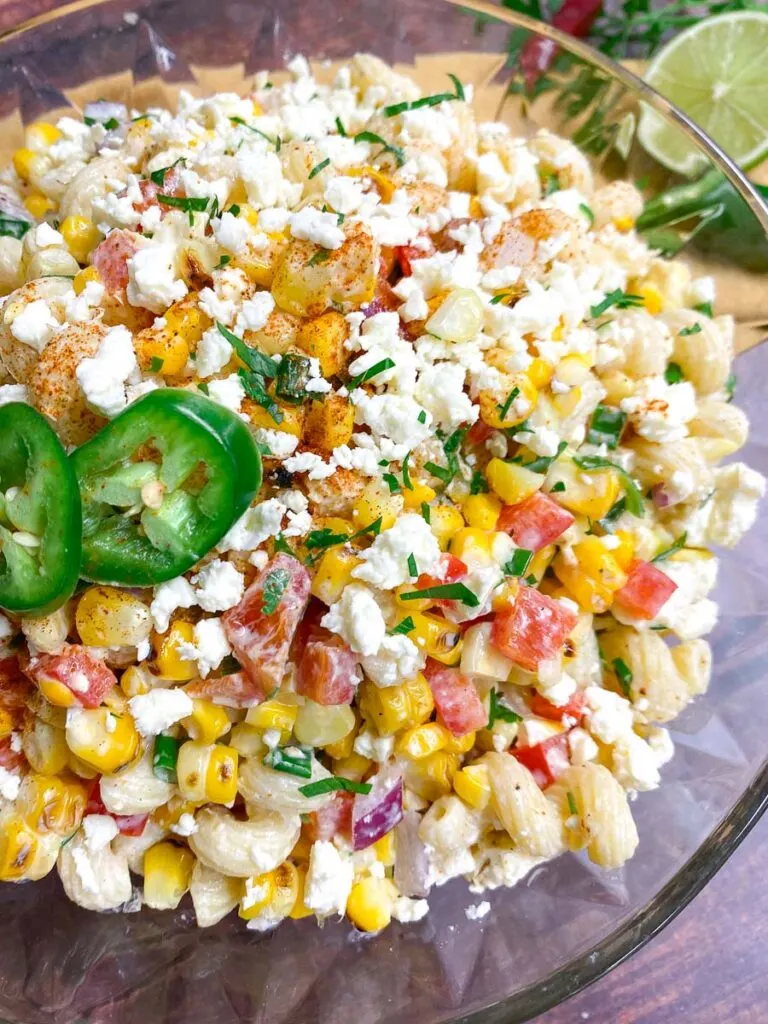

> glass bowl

[{"left": 0, "top": 1, "right": 766, "bottom": 1022}]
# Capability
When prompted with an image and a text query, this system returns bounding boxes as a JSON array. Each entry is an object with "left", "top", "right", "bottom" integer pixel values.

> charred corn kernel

[
  {"left": 176, "top": 740, "right": 239, "bottom": 804},
  {"left": 405, "top": 751, "right": 460, "bottom": 802},
  {"left": 332, "top": 752, "right": 371, "bottom": 781},
  {"left": 449, "top": 527, "right": 493, "bottom": 566},
  {"left": 610, "top": 530, "right": 635, "bottom": 571},
  {"left": 528, "top": 543, "right": 556, "bottom": 582},
  {"left": 0, "top": 816, "right": 50, "bottom": 881},
  {"left": 479, "top": 374, "right": 538, "bottom": 429},
  {"left": 453, "top": 763, "right": 491, "bottom": 809},
  {"left": 344, "top": 165, "right": 395, "bottom": 203},
  {"left": 359, "top": 673, "right": 433, "bottom": 736},
  {"left": 429, "top": 504, "right": 465, "bottom": 550},
  {"left": 134, "top": 326, "right": 191, "bottom": 377},
  {"left": 554, "top": 538, "right": 627, "bottom": 613},
  {"left": 73, "top": 265, "right": 101, "bottom": 295},
  {"left": 26, "top": 122, "right": 62, "bottom": 150},
  {"left": 143, "top": 842, "right": 195, "bottom": 910},
  {"left": 65, "top": 706, "right": 140, "bottom": 774},
  {"left": 12, "top": 148, "right": 45, "bottom": 183},
  {"left": 311, "top": 547, "right": 361, "bottom": 606},
  {"left": 76, "top": 586, "right": 151, "bottom": 648},
  {"left": 408, "top": 612, "right": 462, "bottom": 665},
  {"left": 303, "top": 395, "right": 354, "bottom": 451},
  {"left": 289, "top": 863, "right": 314, "bottom": 919},
  {"left": 154, "top": 621, "right": 198, "bottom": 681},
  {"left": 295, "top": 701, "right": 355, "bottom": 748},
  {"left": 36, "top": 674, "right": 76, "bottom": 708},
  {"left": 24, "top": 192, "right": 55, "bottom": 218},
  {"left": 245, "top": 398, "right": 305, "bottom": 437},
  {"left": 487, "top": 458, "right": 543, "bottom": 506},
  {"left": 152, "top": 795, "right": 200, "bottom": 830},
  {"left": 120, "top": 663, "right": 155, "bottom": 698},
  {"left": 22, "top": 719, "right": 69, "bottom": 775},
  {"left": 245, "top": 697, "right": 298, "bottom": 738},
  {"left": 17, "top": 774, "right": 87, "bottom": 835},
  {"left": 396, "top": 722, "right": 447, "bottom": 760},
  {"left": 183, "top": 699, "right": 231, "bottom": 744},
  {"left": 353, "top": 482, "right": 403, "bottom": 532},
  {"left": 442, "top": 729, "right": 476, "bottom": 754},
  {"left": 324, "top": 723, "right": 357, "bottom": 760},
  {"left": 402, "top": 480, "right": 436, "bottom": 510},
  {"left": 59, "top": 215, "right": 102, "bottom": 264},
  {"left": 0, "top": 708, "right": 13, "bottom": 739},
  {"left": 229, "top": 723, "right": 266, "bottom": 757},
  {"left": 491, "top": 578, "right": 519, "bottom": 611},
  {"left": 553, "top": 463, "right": 620, "bottom": 520},
  {"left": 462, "top": 493, "right": 501, "bottom": 531},
  {"left": 346, "top": 876, "right": 396, "bottom": 932},
  {"left": 164, "top": 298, "right": 209, "bottom": 345},
  {"left": 614, "top": 214, "right": 634, "bottom": 232},
  {"left": 296, "top": 310, "right": 348, "bottom": 377},
  {"left": 239, "top": 863, "right": 299, "bottom": 923},
  {"left": 373, "top": 831, "right": 395, "bottom": 866},
  {"left": 238, "top": 870, "right": 276, "bottom": 920},
  {"left": 527, "top": 358, "right": 554, "bottom": 389},
  {"left": 638, "top": 284, "right": 663, "bottom": 315}
]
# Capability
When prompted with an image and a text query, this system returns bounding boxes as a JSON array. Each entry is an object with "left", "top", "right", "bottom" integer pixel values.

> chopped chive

[
  {"left": 490, "top": 292, "right": 512, "bottom": 305},
  {"left": 353, "top": 131, "right": 405, "bottom": 167},
  {"left": 263, "top": 745, "right": 312, "bottom": 778},
  {"left": 599, "top": 496, "right": 626, "bottom": 532},
  {"left": 679, "top": 323, "right": 702, "bottom": 337},
  {"left": 402, "top": 450, "right": 414, "bottom": 491},
  {"left": 308, "top": 157, "right": 331, "bottom": 179},
  {"left": 299, "top": 777, "right": 372, "bottom": 798},
  {"left": 573, "top": 455, "right": 644, "bottom": 518},
  {"left": 503, "top": 548, "right": 533, "bottom": 577},
  {"left": 157, "top": 194, "right": 211, "bottom": 212},
  {"left": 612, "top": 657, "right": 633, "bottom": 698},
  {"left": 567, "top": 790, "right": 578, "bottom": 816},
  {"left": 215, "top": 254, "right": 232, "bottom": 270},
  {"left": 693, "top": 301, "right": 713, "bottom": 317},
  {"left": 497, "top": 386, "right": 520, "bottom": 423},
  {"left": 578, "top": 203, "right": 594, "bottom": 225},
  {"left": 417, "top": 409, "right": 427, "bottom": 424},
  {"left": 664, "top": 362, "right": 684, "bottom": 385},
  {"left": 590, "top": 289, "right": 644, "bottom": 318},
  {"left": 421, "top": 502, "right": 431, "bottom": 524},
  {"left": 470, "top": 469, "right": 489, "bottom": 495},
  {"left": 488, "top": 687, "right": 521, "bottom": 728},
  {"left": 383, "top": 472, "right": 401, "bottom": 493},
  {"left": 349, "top": 357, "right": 395, "bottom": 389},
  {"left": 725, "top": 372, "right": 736, "bottom": 401},
  {"left": 305, "top": 517, "right": 382, "bottom": 556},
  {"left": 148, "top": 356, "right": 165, "bottom": 373},
  {"left": 400, "top": 582, "right": 479, "bottom": 606},
  {"left": 651, "top": 532, "right": 687, "bottom": 563},
  {"left": 152, "top": 735, "right": 179, "bottom": 783},
  {"left": 391, "top": 616, "right": 415, "bottom": 636},
  {"left": 383, "top": 74, "right": 464, "bottom": 117},
  {"left": 551, "top": 481, "right": 566, "bottom": 493},
  {"left": 230, "top": 116, "right": 280, "bottom": 149},
  {"left": 407, "top": 553, "right": 418, "bottom": 577},
  {"left": 335, "top": 116, "right": 347, "bottom": 137}
]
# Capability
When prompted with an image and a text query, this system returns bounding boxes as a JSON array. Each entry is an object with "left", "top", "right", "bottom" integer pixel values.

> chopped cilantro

[
  {"left": 551, "top": 481, "right": 566, "bottom": 493},
  {"left": 353, "top": 131, "right": 405, "bottom": 167},
  {"left": 651, "top": 532, "right": 687, "bottom": 563},
  {"left": 503, "top": 548, "right": 533, "bottom": 577},
  {"left": 664, "top": 362, "right": 684, "bottom": 385},
  {"left": 573, "top": 455, "right": 644, "bottom": 518},
  {"left": 261, "top": 568, "right": 290, "bottom": 615},
  {"left": 421, "top": 502, "right": 431, "bottom": 524},
  {"left": 612, "top": 657, "right": 633, "bottom": 698},
  {"left": 299, "top": 777, "right": 371, "bottom": 797},
  {"left": 148, "top": 356, "right": 164, "bottom": 373},
  {"left": 590, "top": 289, "right": 644, "bottom": 318},
  {"left": 349, "top": 357, "right": 396, "bottom": 389},
  {"left": 587, "top": 404, "right": 626, "bottom": 450},
  {"left": 488, "top": 687, "right": 522, "bottom": 727},
  {"left": 679, "top": 323, "right": 702, "bottom": 337},
  {"left": 400, "top": 582, "right": 479, "bottom": 606}
]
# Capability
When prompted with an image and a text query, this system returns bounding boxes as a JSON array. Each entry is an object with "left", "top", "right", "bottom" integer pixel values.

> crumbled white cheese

[
  {"left": 289, "top": 206, "right": 345, "bottom": 249},
  {"left": 465, "top": 900, "right": 491, "bottom": 921},
  {"left": 321, "top": 583, "right": 385, "bottom": 657},
  {"left": 235, "top": 291, "right": 275, "bottom": 333},
  {"left": 568, "top": 727, "right": 599, "bottom": 765},
  {"left": 129, "top": 688, "right": 194, "bottom": 737},
  {"left": 305, "top": 840, "right": 354, "bottom": 918},
  {"left": 170, "top": 812, "right": 198, "bottom": 837},
  {"left": 191, "top": 558, "right": 245, "bottom": 613},
  {"left": 0, "top": 766, "right": 21, "bottom": 801},
  {"left": 76, "top": 324, "right": 138, "bottom": 418},
  {"left": 126, "top": 243, "right": 187, "bottom": 313},
  {"left": 620, "top": 378, "right": 697, "bottom": 443},
  {"left": 218, "top": 498, "right": 286, "bottom": 552},
  {"left": 10, "top": 299, "right": 60, "bottom": 352},
  {"left": 353, "top": 727, "right": 395, "bottom": 762},
  {"left": 254, "top": 428, "right": 299, "bottom": 459},
  {"left": 207, "top": 373, "right": 245, "bottom": 413},
  {"left": 82, "top": 814, "right": 119, "bottom": 851},
  {"left": 392, "top": 896, "right": 429, "bottom": 923},
  {"left": 150, "top": 575, "right": 197, "bottom": 633},
  {"left": 194, "top": 327, "right": 232, "bottom": 378},
  {"left": 360, "top": 633, "right": 426, "bottom": 688},
  {"left": 584, "top": 686, "right": 634, "bottom": 743},
  {"left": 0, "top": 383, "right": 29, "bottom": 406},
  {"left": 352, "top": 513, "right": 440, "bottom": 589},
  {"left": 177, "top": 617, "right": 232, "bottom": 677}
]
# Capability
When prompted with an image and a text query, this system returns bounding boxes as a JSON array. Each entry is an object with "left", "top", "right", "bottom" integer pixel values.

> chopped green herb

[
  {"left": 402, "top": 450, "right": 414, "bottom": 491},
  {"left": 612, "top": 657, "right": 633, "bottom": 699},
  {"left": 337, "top": 212, "right": 345, "bottom": 226},
  {"left": 215, "top": 254, "right": 232, "bottom": 270},
  {"left": 679, "top": 323, "right": 702, "bottom": 337},
  {"left": 353, "top": 131, "right": 405, "bottom": 167},
  {"left": 551, "top": 481, "right": 566, "bottom": 493},
  {"left": 308, "top": 157, "right": 331, "bottom": 179},
  {"left": 307, "top": 248, "right": 331, "bottom": 267},
  {"left": 490, "top": 292, "right": 512, "bottom": 305},
  {"left": 566, "top": 790, "right": 578, "bottom": 816},
  {"left": 349, "top": 357, "right": 395, "bottom": 390},
  {"left": 470, "top": 469, "right": 489, "bottom": 495},
  {"left": 421, "top": 502, "right": 431, "bottom": 524},
  {"left": 152, "top": 734, "right": 180, "bottom": 783},
  {"left": 391, "top": 616, "right": 415, "bottom": 636},
  {"left": 400, "top": 582, "right": 479, "bottom": 607},
  {"left": 725, "top": 372, "right": 737, "bottom": 402},
  {"left": 497, "top": 386, "right": 520, "bottom": 423},
  {"left": 448, "top": 73, "right": 466, "bottom": 100},
  {"left": 275, "top": 353, "right": 311, "bottom": 405},
  {"left": 217, "top": 322, "right": 278, "bottom": 378},
  {"left": 197, "top": 382, "right": 209, "bottom": 395},
  {"left": 228, "top": 204, "right": 241, "bottom": 217},
  {"left": 229, "top": 116, "right": 280, "bottom": 149},
  {"left": 524, "top": 574, "right": 538, "bottom": 585},
  {"left": 383, "top": 472, "right": 401, "bottom": 494},
  {"left": 523, "top": 441, "right": 568, "bottom": 474},
  {"left": 238, "top": 369, "right": 283, "bottom": 424},
  {"left": 148, "top": 356, "right": 164, "bottom": 373},
  {"left": 578, "top": 202, "right": 595, "bottom": 225},
  {"left": 0, "top": 216, "right": 31, "bottom": 240},
  {"left": 383, "top": 73, "right": 465, "bottom": 117},
  {"left": 651, "top": 532, "right": 687, "bottom": 563},
  {"left": 573, "top": 455, "right": 644, "bottom": 518},
  {"left": 157, "top": 194, "right": 211, "bottom": 213},
  {"left": 587, "top": 404, "right": 626, "bottom": 450},
  {"left": 263, "top": 745, "right": 312, "bottom": 778},
  {"left": 150, "top": 158, "right": 184, "bottom": 186},
  {"left": 664, "top": 362, "right": 684, "bottom": 385},
  {"left": 504, "top": 548, "right": 533, "bottom": 577},
  {"left": 488, "top": 687, "right": 522, "bottom": 728},
  {"left": 305, "top": 516, "right": 382, "bottom": 554},
  {"left": 417, "top": 409, "right": 427, "bottom": 424},
  {"left": 261, "top": 568, "right": 290, "bottom": 615},
  {"left": 599, "top": 496, "right": 626, "bottom": 532},
  {"left": 693, "top": 301, "right": 713, "bottom": 318},
  {"left": 407, "top": 553, "right": 418, "bottom": 577},
  {"left": 299, "top": 777, "right": 372, "bottom": 798},
  {"left": 335, "top": 116, "right": 347, "bottom": 137},
  {"left": 542, "top": 171, "right": 560, "bottom": 196},
  {"left": 590, "top": 289, "right": 644, "bottom": 318},
  {"left": 273, "top": 534, "right": 293, "bottom": 555}
]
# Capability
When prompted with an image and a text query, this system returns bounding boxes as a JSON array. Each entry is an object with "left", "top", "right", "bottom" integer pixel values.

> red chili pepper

[{"left": 519, "top": 0, "right": 604, "bottom": 88}]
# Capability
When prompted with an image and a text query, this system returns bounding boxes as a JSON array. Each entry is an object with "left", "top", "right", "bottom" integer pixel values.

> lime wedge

[{"left": 637, "top": 11, "right": 768, "bottom": 176}]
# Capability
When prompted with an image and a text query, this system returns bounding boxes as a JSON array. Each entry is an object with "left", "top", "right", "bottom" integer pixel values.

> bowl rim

[{"left": 0, "top": 2, "right": 765, "bottom": 1021}]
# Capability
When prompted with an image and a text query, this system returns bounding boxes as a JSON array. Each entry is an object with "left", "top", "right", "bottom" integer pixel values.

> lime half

[{"left": 637, "top": 10, "right": 768, "bottom": 176}]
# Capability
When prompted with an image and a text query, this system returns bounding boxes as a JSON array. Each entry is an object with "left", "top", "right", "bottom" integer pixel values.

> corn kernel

[
  {"left": 310, "top": 546, "right": 361, "bottom": 606},
  {"left": 296, "top": 310, "right": 348, "bottom": 377},
  {"left": 0, "top": 816, "right": 54, "bottom": 881},
  {"left": 527, "top": 358, "right": 554, "bottom": 389},
  {"left": 77, "top": 586, "right": 151, "bottom": 648},
  {"left": 554, "top": 537, "right": 627, "bottom": 613},
  {"left": 12, "top": 148, "right": 45, "bottom": 183},
  {"left": 491, "top": 578, "right": 519, "bottom": 612},
  {"left": 244, "top": 398, "right": 305, "bottom": 437},
  {"left": 65, "top": 706, "right": 140, "bottom": 774},
  {"left": 487, "top": 458, "right": 543, "bottom": 506},
  {"left": 442, "top": 729, "right": 476, "bottom": 754},
  {"left": 479, "top": 374, "right": 538, "bottom": 430},
  {"left": 332, "top": 752, "right": 371, "bottom": 781},
  {"left": 358, "top": 673, "right": 433, "bottom": 736},
  {"left": 143, "top": 841, "right": 195, "bottom": 910},
  {"left": 183, "top": 699, "right": 231, "bottom": 744},
  {"left": 245, "top": 697, "right": 298, "bottom": 739},
  {"left": 22, "top": 719, "right": 69, "bottom": 776},
  {"left": 353, "top": 482, "right": 403, "bottom": 532},
  {"left": 600, "top": 369, "right": 635, "bottom": 404},
  {"left": 405, "top": 750, "right": 460, "bottom": 802},
  {"left": 638, "top": 284, "right": 663, "bottom": 315},
  {"left": 449, "top": 527, "right": 493, "bottom": 566},
  {"left": 528, "top": 543, "right": 556, "bottom": 583},
  {"left": 552, "top": 462, "right": 620, "bottom": 520},
  {"left": 453, "top": 764, "right": 490, "bottom": 809},
  {"left": 462, "top": 493, "right": 501, "bottom": 531},
  {"left": 408, "top": 612, "right": 462, "bottom": 665},
  {"left": 294, "top": 701, "right": 355, "bottom": 748},
  {"left": 0, "top": 708, "right": 13, "bottom": 739},
  {"left": 303, "top": 395, "right": 354, "bottom": 451},
  {"left": 402, "top": 480, "right": 436, "bottom": 510},
  {"left": 152, "top": 795, "right": 200, "bottom": 830},
  {"left": 239, "top": 203, "right": 259, "bottom": 227},
  {"left": 134, "top": 326, "right": 191, "bottom": 377},
  {"left": 17, "top": 773, "right": 88, "bottom": 835},
  {"left": 324, "top": 723, "right": 357, "bottom": 760},
  {"left": 373, "top": 831, "right": 395, "bottom": 866},
  {"left": 289, "top": 864, "right": 314, "bottom": 919},
  {"left": 344, "top": 165, "right": 396, "bottom": 203},
  {"left": 614, "top": 214, "right": 635, "bottom": 232},
  {"left": 238, "top": 870, "right": 276, "bottom": 920},
  {"left": 428, "top": 504, "right": 465, "bottom": 550},
  {"left": 24, "top": 192, "right": 55, "bottom": 218},
  {"left": 73, "top": 265, "right": 101, "bottom": 295},
  {"left": 59, "top": 215, "right": 102, "bottom": 264},
  {"left": 552, "top": 384, "right": 583, "bottom": 418},
  {"left": 229, "top": 723, "right": 266, "bottom": 757},
  {"left": 176, "top": 740, "right": 239, "bottom": 804},
  {"left": 396, "top": 722, "right": 447, "bottom": 760},
  {"left": 25, "top": 122, "right": 62, "bottom": 151},
  {"left": 346, "top": 876, "right": 396, "bottom": 932},
  {"left": 154, "top": 621, "right": 199, "bottom": 681},
  {"left": 120, "top": 663, "right": 155, "bottom": 698}
]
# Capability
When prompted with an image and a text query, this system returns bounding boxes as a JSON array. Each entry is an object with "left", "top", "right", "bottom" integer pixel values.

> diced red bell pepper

[
  {"left": 530, "top": 690, "right": 586, "bottom": 723},
  {"left": 185, "top": 671, "right": 264, "bottom": 709},
  {"left": 424, "top": 660, "right": 487, "bottom": 736},
  {"left": 0, "top": 736, "right": 26, "bottom": 772},
  {"left": 84, "top": 780, "right": 148, "bottom": 835},
  {"left": 91, "top": 229, "right": 142, "bottom": 293},
  {"left": 134, "top": 167, "right": 184, "bottom": 216},
  {"left": 512, "top": 732, "right": 570, "bottom": 788},
  {"left": 297, "top": 626, "right": 360, "bottom": 706},
  {"left": 307, "top": 791, "right": 354, "bottom": 842},
  {"left": 466, "top": 420, "right": 496, "bottom": 446},
  {"left": 223, "top": 553, "right": 310, "bottom": 696},
  {"left": 498, "top": 492, "right": 575, "bottom": 552},
  {"left": 396, "top": 238, "right": 435, "bottom": 276},
  {"left": 614, "top": 559, "right": 677, "bottom": 620},
  {"left": 26, "top": 644, "right": 117, "bottom": 709},
  {"left": 491, "top": 588, "right": 578, "bottom": 672}
]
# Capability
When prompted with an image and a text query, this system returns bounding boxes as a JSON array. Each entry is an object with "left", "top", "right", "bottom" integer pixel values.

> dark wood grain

[{"left": 0, "top": 0, "right": 764, "bottom": 1020}]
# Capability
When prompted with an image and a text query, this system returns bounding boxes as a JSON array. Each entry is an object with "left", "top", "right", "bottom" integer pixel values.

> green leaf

[
  {"left": 578, "top": 202, "right": 595, "bottom": 225},
  {"left": 400, "top": 582, "right": 479, "bottom": 607},
  {"left": 263, "top": 745, "right": 312, "bottom": 778},
  {"left": 599, "top": 496, "right": 626, "bottom": 532},
  {"left": 679, "top": 323, "right": 702, "bottom": 337},
  {"left": 148, "top": 356, "right": 165, "bottom": 373},
  {"left": 390, "top": 616, "right": 415, "bottom": 636},
  {"left": 0, "top": 216, "right": 31, "bottom": 240},
  {"left": 157, "top": 194, "right": 211, "bottom": 213},
  {"left": 664, "top": 361, "right": 684, "bottom": 385},
  {"left": 421, "top": 502, "right": 431, "bottom": 524},
  {"left": 238, "top": 369, "right": 284, "bottom": 424},
  {"left": 217, "top": 322, "right": 278, "bottom": 378},
  {"left": 567, "top": 790, "right": 578, "bottom": 816},
  {"left": 694, "top": 301, "right": 713, "bottom": 318},
  {"left": 349, "top": 357, "right": 396, "bottom": 390},
  {"left": 402, "top": 450, "right": 414, "bottom": 491},
  {"left": 308, "top": 157, "right": 331, "bottom": 179},
  {"left": 573, "top": 455, "right": 645, "bottom": 518},
  {"left": 261, "top": 568, "right": 291, "bottom": 615},
  {"left": 150, "top": 157, "right": 184, "bottom": 186},
  {"left": 503, "top": 548, "right": 533, "bottom": 577},
  {"left": 497, "top": 386, "right": 520, "bottom": 423},
  {"left": 407, "top": 553, "right": 418, "bottom": 577},
  {"left": 383, "top": 74, "right": 465, "bottom": 117},
  {"left": 470, "top": 469, "right": 489, "bottom": 495},
  {"left": 587, "top": 404, "right": 627, "bottom": 449},
  {"left": 383, "top": 472, "right": 401, "bottom": 493},
  {"left": 488, "top": 687, "right": 522, "bottom": 728},
  {"left": 612, "top": 657, "right": 633, "bottom": 699},
  {"left": 307, "top": 248, "right": 331, "bottom": 267},
  {"left": 590, "top": 289, "right": 644, "bottom": 318},
  {"left": 229, "top": 116, "right": 280, "bottom": 149},
  {"left": 651, "top": 532, "right": 687, "bottom": 563},
  {"left": 551, "top": 481, "right": 566, "bottom": 493},
  {"left": 353, "top": 131, "right": 405, "bottom": 167},
  {"left": 152, "top": 734, "right": 180, "bottom": 783},
  {"left": 299, "top": 777, "right": 372, "bottom": 798},
  {"left": 522, "top": 440, "right": 567, "bottom": 474}
]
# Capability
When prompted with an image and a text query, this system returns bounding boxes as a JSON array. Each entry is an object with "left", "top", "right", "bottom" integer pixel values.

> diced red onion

[
  {"left": 393, "top": 810, "right": 431, "bottom": 897},
  {"left": 351, "top": 768, "right": 403, "bottom": 851},
  {"left": 651, "top": 483, "right": 673, "bottom": 509}
]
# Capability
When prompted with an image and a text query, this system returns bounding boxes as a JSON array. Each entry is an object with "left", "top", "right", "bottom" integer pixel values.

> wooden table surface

[{"left": 0, "top": 0, "right": 764, "bottom": 1021}]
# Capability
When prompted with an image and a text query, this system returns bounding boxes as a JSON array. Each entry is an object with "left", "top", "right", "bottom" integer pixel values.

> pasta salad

[{"left": 0, "top": 51, "right": 763, "bottom": 933}]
